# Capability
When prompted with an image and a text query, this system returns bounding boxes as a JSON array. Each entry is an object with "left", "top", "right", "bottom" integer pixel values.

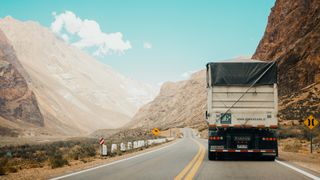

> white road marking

[
  {"left": 276, "top": 160, "right": 320, "bottom": 180},
  {"left": 50, "top": 140, "right": 181, "bottom": 180}
]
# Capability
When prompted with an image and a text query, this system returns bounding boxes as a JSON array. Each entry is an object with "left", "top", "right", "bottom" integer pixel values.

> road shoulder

[{"left": 1, "top": 139, "right": 179, "bottom": 180}]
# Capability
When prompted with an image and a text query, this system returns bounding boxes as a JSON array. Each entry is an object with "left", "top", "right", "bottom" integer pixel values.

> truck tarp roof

[{"left": 206, "top": 60, "right": 277, "bottom": 86}]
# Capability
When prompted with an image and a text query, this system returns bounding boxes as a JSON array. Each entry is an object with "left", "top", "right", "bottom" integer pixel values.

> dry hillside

[
  {"left": 128, "top": 70, "right": 207, "bottom": 129},
  {"left": 0, "top": 29, "right": 45, "bottom": 136},
  {"left": 0, "top": 17, "right": 157, "bottom": 136},
  {"left": 253, "top": 0, "right": 320, "bottom": 123},
  {"left": 252, "top": 0, "right": 320, "bottom": 95},
  {"left": 130, "top": 0, "right": 320, "bottom": 130}
]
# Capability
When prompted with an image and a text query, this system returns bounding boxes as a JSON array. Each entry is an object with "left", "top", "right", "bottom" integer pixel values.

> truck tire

[
  {"left": 208, "top": 152, "right": 215, "bottom": 160},
  {"left": 266, "top": 156, "right": 275, "bottom": 161},
  {"left": 216, "top": 153, "right": 223, "bottom": 160}
]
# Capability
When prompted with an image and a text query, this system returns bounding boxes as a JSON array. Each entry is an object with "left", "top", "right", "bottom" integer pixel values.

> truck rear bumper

[
  {"left": 210, "top": 149, "right": 275, "bottom": 153},
  {"left": 210, "top": 149, "right": 277, "bottom": 156}
]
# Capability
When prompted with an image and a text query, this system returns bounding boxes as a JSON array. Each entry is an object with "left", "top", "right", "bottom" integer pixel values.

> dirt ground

[
  {"left": 279, "top": 138, "right": 320, "bottom": 173},
  {"left": 0, "top": 139, "right": 177, "bottom": 180},
  {"left": 159, "top": 128, "right": 181, "bottom": 137},
  {"left": 278, "top": 150, "right": 320, "bottom": 173}
]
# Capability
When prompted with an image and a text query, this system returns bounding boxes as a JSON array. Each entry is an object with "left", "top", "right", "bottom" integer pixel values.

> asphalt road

[{"left": 53, "top": 128, "right": 320, "bottom": 180}]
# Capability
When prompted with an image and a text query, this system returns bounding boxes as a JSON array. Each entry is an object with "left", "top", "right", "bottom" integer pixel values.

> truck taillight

[
  {"left": 209, "top": 136, "right": 223, "bottom": 140},
  {"left": 262, "top": 137, "right": 277, "bottom": 141}
]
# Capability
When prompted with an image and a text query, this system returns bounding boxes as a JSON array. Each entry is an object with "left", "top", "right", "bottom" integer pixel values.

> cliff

[
  {"left": 252, "top": 0, "right": 320, "bottom": 122},
  {"left": 252, "top": 0, "right": 320, "bottom": 96},
  {"left": 0, "top": 29, "right": 44, "bottom": 128}
]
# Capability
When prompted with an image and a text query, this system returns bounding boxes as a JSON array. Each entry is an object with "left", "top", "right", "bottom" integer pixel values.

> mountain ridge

[
  {"left": 0, "top": 29, "right": 44, "bottom": 131},
  {"left": 0, "top": 16, "right": 157, "bottom": 136}
]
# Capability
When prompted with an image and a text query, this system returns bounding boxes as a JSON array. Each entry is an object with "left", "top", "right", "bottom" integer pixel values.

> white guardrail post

[
  {"left": 127, "top": 142, "right": 132, "bottom": 150},
  {"left": 120, "top": 143, "right": 126, "bottom": 152},
  {"left": 101, "top": 137, "right": 174, "bottom": 157},
  {"left": 111, "top": 144, "right": 117, "bottom": 154}
]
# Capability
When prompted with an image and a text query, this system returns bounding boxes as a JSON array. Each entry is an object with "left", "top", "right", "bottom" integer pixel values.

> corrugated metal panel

[{"left": 207, "top": 85, "right": 278, "bottom": 127}]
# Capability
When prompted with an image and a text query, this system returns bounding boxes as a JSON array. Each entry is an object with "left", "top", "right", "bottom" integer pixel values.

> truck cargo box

[{"left": 206, "top": 59, "right": 278, "bottom": 129}]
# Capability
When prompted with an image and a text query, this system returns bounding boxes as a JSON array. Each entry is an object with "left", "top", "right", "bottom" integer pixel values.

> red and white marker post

[{"left": 99, "top": 137, "right": 105, "bottom": 156}]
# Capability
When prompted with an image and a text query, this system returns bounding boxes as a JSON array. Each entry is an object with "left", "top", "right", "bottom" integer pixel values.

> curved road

[{"left": 53, "top": 128, "right": 320, "bottom": 180}]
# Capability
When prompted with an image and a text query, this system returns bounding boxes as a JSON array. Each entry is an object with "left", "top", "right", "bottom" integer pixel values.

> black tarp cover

[{"left": 206, "top": 60, "right": 277, "bottom": 86}]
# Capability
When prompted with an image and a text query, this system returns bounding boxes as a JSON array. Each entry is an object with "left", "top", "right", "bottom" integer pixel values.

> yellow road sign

[
  {"left": 304, "top": 115, "right": 319, "bottom": 130},
  {"left": 152, "top": 128, "right": 160, "bottom": 136}
]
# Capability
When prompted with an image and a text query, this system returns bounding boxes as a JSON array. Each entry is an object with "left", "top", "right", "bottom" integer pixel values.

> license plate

[
  {"left": 210, "top": 145, "right": 224, "bottom": 150},
  {"left": 234, "top": 136, "right": 251, "bottom": 141},
  {"left": 237, "top": 144, "right": 248, "bottom": 149}
]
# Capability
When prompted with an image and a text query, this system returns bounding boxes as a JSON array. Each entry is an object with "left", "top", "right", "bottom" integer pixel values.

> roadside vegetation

[
  {"left": 0, "top": 128, "right": 169, "bottom": 176},
  {"left": 0, "top": 138, "right": 98, "bottom": 175},
  {"left": 278, "top": 124, "right": 320, "bottom": 153}
]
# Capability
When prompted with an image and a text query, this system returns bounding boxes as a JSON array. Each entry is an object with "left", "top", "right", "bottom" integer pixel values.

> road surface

[{"left": 53, "top": 128, "right": 320, "bottom": 180}]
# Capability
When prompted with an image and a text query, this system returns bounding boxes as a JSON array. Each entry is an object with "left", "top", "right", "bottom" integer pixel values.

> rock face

[
  {"left": 130, "top": 0, "right": 320, "bottom": 130},
  {"left": 252, "top": 0, "right": 320, "bottom": 96},
  {"left": 128, "top": 70, "right": 207, "bottom": 129},
  {"left": 0, "top": 29, "right": 44, "bottom": 127},
  {"left": 0, "top": 17, "right": 157, "bottom": 135}
]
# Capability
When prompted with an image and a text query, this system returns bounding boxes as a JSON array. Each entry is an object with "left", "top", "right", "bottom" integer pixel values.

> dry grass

[
  {"left": 279, "top": 138, "right": 320, "bottom": 173},
  {"left": 0, "top": 139, "right": 176, "bottom": 180}
]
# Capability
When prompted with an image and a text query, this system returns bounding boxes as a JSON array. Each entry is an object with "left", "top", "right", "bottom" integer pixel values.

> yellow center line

[
  {"left": 184, "top": 141, "right": 205, "bottom": 180},
  {"left": 174, "top": 138, "right": 205, "bottom": 180}
]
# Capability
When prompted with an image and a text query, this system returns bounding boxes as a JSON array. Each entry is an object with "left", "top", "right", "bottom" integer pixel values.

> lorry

[{"left": 205, "top": 59, "right": 278, "bottom": 161}]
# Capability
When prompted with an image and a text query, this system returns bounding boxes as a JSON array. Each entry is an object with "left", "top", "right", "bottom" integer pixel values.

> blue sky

[{"left": 0, "top": 0, "right": 275, "bottom": 86}]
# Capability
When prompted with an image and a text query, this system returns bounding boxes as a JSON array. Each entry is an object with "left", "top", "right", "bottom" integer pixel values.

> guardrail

[{"left": 100, "top": 137, "right": 175, "bottom": 156}]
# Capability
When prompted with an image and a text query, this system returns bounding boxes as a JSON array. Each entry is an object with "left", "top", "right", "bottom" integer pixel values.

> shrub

[
  {"left": 283, "top": 141, "right": 302, "bottom": 152},
  {"left": 49, "top": 154, "right": 69, "bottom": 169},
  {"left": 0, "top": 158, "right": 8, "bottom": 175},
  {"left": 68, "top": 144, "right": 96, "bottom": 160},
  {"left": 6, "top": 166, "right": 17, "bottom": 173}
]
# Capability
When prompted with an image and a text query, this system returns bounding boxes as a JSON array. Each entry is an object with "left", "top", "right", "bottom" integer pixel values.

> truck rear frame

[{"left": 206, "top": 60, "right": 278, "bottom": 160}]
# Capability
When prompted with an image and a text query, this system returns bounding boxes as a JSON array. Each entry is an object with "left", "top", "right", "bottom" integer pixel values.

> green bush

[{"left": 49, "top": 154, "right": 69, "bottom": 169}]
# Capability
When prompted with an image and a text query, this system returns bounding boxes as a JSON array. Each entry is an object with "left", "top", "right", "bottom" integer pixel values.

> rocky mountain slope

[
  {"left": 253, "top": 0, "right": 320, "bottom": 122},
  {"left": 129, "top": 0, "right": 320, "bottom": 129},
  {"left": 0, "top": 29, "right": 44, "bottom": 136},
  {"left": 128, "top": 70, "right": 207, "bottom": 129},
  {"left": 0, "top": 17, "right": 157, "bottom": 135},
  {"left": 252, "top": 0, "right": 320, "bottom": 96}
]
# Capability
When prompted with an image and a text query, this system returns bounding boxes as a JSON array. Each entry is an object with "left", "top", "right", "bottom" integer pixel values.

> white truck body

[
  {"left": 207, "top": 85, "right": 278, "bottom": 128},
  {"left": 206, "top": 60, "right": 278, "bottom": 128}
]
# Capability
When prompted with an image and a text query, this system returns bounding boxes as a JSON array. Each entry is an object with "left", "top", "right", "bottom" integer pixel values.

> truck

[{"left": 205, "top": 59, "right": 278, "bottom": 161}]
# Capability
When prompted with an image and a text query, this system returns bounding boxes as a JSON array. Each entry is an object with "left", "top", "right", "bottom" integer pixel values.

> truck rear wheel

[
  {"left": 265, "top": 156, "right": 275, "bottom": 161},
  {"left": 208, "top": 152, "right": 215, "bottom": 160}
]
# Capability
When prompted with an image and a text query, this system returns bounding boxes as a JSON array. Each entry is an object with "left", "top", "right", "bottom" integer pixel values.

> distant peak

[{"left": 2, "top": 16, "right": 16, "bottom": 21}]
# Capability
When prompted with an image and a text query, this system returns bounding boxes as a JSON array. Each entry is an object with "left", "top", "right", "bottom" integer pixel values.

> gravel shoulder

[{"left": 278, "top": 150, "right": 320, "bottom": 173}]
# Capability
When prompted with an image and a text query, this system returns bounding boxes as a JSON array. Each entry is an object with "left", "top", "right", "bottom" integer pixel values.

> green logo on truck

[{"left": 220, "top": 113, "right": 231, "bottom": 124}]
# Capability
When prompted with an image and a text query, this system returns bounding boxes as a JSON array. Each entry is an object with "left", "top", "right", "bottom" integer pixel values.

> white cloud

[
  {"left": 51, "top": 11, "right": 131, "bottom": 56},
  {"left": 61, "top": 33, "right": 69, "bottom": 42},
  {"left": 143, "top": 42, "right": 152, "bottom": 49},
  {"left": 181, "top": 70, "right": 198, "bottom": 79}
]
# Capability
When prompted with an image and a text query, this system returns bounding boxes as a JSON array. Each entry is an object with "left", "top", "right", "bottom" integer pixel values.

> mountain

[
  {"left": 0, "top": 29, "right": 44, "bottom": 136},
  {"left": 0, "top": 17, "right": 157, "bottom": 135},
  {"left": 127, "top": 70, "right": 207, "bottom": 130},
  {"left": 252, "top": 0, "right": 320, "bottom": 96},
  {"left": 129, "top": 0, "right": 320, "bottom": 129},
  {"left": 252, "top": 0, "right": 320, "bottom": 122}
]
